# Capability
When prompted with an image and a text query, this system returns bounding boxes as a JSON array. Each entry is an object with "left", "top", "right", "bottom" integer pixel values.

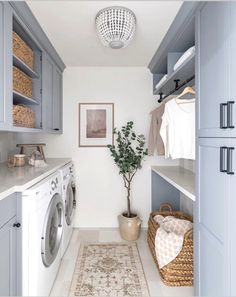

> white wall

[{"left": 15, "top": 67, "right": 178, "bottom": 228}]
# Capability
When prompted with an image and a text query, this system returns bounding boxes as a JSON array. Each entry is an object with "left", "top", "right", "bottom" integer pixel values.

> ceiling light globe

[{"left": 95, "top": 6, "right": 136, "bottom": 49}]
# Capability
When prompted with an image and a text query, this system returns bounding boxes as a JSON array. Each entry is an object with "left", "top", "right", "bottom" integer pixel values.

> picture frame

[{"left": 79, "top": 103, "right": 114, "bottom": 147}]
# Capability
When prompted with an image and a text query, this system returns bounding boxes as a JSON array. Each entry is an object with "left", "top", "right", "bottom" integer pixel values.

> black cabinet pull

[
  {"left": 13, "top": 223, "right": 21, "bottom": 228},
  {"left": 53, "top": 128, "right": 59, "bottom": 131},
  {"left": 220, "top": 147, "right": 228, "bottom": 172},
  {"left": 220, "top": 103, "right": 228, "bottom": 129},
  {"left": 227, "top": 147, "right": 235, "bottom": 175},
  {"left": 227, "top": 101, "right": 235, "bottom": 129}
]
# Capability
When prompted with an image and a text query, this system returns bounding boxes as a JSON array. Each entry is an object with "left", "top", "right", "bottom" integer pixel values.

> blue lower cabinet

[
  {"left": 0, "top": 216, "right": 17, "bottom": 296},
  {"left": 196, "top": 224, "right": 225, "bottom": 296},
  {"left": 0, "top": 194, "right": 18, "bottom": 296},
  {"left": 195, "top": 137, "right": 236, "bottom": 295}
]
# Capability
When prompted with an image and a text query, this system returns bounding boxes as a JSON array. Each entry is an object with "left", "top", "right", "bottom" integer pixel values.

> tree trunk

[{"left": 127, "top": 180, "right": 131, "bottom": 217}]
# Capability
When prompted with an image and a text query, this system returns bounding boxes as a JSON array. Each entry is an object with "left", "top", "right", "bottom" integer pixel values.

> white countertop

[
  {"left": 0, "top": 158, "right": 71, "bottom": 201},
  {"left": 151, "top": 166, "right": 195, "bottom": 201}
]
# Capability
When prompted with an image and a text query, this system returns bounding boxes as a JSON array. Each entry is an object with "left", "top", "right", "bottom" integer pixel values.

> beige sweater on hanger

[{"left": 148, "top": 104, "right": 165, "bottom": 156}]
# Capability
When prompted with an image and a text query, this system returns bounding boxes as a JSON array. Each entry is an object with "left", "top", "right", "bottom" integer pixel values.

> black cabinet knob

[{"left": 13, "top": 223, "right": 21, "bottom": 228}]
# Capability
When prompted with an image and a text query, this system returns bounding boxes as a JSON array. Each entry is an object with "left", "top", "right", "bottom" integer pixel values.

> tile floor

[{"left": 50, "top": 228, "right": 194, "bottom": 297}]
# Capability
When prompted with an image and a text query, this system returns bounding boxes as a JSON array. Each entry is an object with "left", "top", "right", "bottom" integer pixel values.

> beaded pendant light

[{"left": 95, "top": 6, "right": 136, "bottom": 49}]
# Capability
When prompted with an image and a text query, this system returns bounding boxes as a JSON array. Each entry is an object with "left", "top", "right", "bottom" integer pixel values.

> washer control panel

[
  {"left": 51, "top": 180, "right": 57, "bottom": 191},
  {"left": 63, "top": 163, "right": 74, "bottom": 180}
]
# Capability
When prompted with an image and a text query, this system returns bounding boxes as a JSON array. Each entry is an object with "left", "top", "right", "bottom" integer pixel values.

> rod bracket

[
  {"left": 158, "top": 92, "right": 163, "bottom": 103},
  {"left": 174, "top": 79, "right": 180, "bottom": 89}
]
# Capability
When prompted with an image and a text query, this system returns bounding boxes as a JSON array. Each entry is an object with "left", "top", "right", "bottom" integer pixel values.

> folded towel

[
  {"left": 174, "top": 46, "right": 195, "bottom": 71},
  {"left": 155, "top": 74, "right": 168, "bottom": 90},
  {"left": 154, "top": 215, "right": 192, "bottom": 268}
]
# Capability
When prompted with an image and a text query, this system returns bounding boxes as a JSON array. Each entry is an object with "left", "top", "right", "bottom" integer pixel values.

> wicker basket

[
  {"left": 13, "top": 104, "right": 35, "bottom": 128},
  {"left": 147, "top": 203, "right": 193, "bottom": 287},
  {"left": 13, "top": 31, "right": 34, "bottom": 69},
  {"left": 13, "top": 66, "right": 33, "bottom": 98}
]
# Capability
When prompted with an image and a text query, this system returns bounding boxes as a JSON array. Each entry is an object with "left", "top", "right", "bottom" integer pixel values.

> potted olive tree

[{"left": 108, "top": 121, "right": 148, "bottom": 241}]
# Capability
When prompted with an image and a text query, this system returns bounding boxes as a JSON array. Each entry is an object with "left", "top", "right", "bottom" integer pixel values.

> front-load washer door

[
  {"left": 65, "top": 180, "right": 76, "bottom": 226},
  {"left": 41, "top": 193, "right": 63, "bottom": 267}
]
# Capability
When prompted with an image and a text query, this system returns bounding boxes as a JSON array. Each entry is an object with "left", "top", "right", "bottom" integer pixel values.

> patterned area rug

[{"left": 69, "top": 242, "right": 150, "bottom": 297}]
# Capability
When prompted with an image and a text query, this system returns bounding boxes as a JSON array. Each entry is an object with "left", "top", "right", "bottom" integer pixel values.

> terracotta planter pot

[{"left": 118, "top": 213, "right": 142, "bottom": 241}]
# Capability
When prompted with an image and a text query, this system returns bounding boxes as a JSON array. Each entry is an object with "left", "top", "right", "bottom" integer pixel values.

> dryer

[
  {"left": 59, "top": 162, "right": 76, "bottom": 257},
  {"left": 21, "top": 172, "right": 64, "bottom": 296}
]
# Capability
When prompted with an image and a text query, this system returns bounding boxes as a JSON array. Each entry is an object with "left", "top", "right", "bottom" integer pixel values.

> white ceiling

[{"left": 27, "top": 1, "right": 182, "bottom": 67}]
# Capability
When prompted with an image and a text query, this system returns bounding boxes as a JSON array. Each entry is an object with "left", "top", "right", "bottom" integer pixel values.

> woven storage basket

[
  {"left": 147, "top": 203, "right": 193, "bottom": 287},
  {"left": 13, "top": 104, "right": 35, "bottom": 128},
  {"left": 13, "top": 31, "right": 34, "bottom": 69},
  {"left": 13, "top": 66, "right": 33, "bottom": 98}
]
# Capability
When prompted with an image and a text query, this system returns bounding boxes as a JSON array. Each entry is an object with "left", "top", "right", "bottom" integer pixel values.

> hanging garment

[
  {"left": 160, "top": 98, "right": 195, "bottom": 159},
  {"left": 148, "top": 104, "right": 165, "bottom": 156},
  {"left": 154, "top": 215, "right": 193, "bottom": 269}
]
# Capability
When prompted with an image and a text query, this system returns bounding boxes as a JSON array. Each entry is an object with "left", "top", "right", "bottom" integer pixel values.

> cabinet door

[
  {"left": 229, "top": 138, "right": 236, "bottom": 294},
  {"left": 195, "top": 138, "right": 231, "bottom": 296},
  {"left": 42, "top": 52, "right": 54, "bottom": 131},
  {"left": 197, "top": 2, "right": 231, "bottom": 137},
  {"left": 42, "top": 53, "right": 63, "bottom": 134},
  {"left": 229, "top": 2, "right": 236, "bottom": 137},
  {"left": 52, "top": 65, "right": 63, "bottom": 133},
  {"left": 0, "top": 2, "right": 12, "bottom": 130},
  {"left": 0, "top": 216, "right": 17, "bottom": 296}
]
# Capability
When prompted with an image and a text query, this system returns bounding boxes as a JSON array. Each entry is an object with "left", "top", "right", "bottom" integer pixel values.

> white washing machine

[
  {"left": 59, "top": 162, "right": 76, "bottom": 257},
  {"left": 21, "top": 172, "right": 64, "bottom": 296}
]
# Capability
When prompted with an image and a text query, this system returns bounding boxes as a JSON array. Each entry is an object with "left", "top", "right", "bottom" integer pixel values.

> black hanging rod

[{"left": 158, "top": 75, "right": 195, "bottom": 103}]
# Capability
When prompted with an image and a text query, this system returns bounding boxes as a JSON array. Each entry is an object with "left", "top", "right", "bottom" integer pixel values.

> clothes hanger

[
  {"left": 176, "top": 86, "right": 195, "bottom": 99},
  {"left": 175, "top": 86, "right": 195, "bottom": 104}
]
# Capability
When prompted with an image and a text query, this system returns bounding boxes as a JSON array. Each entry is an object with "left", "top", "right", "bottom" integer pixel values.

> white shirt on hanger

[{"left": 160, "top": 98, "right": 195, "bottom": 160}]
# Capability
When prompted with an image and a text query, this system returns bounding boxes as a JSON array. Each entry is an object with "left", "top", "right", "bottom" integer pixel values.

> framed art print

[{"left": 79, "top": 103, "right": 114, "bottom": 147}]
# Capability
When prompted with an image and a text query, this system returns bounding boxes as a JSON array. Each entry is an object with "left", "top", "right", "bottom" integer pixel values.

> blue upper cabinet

[
  {"left": 229, "top": 2, "right": 236, "bottom": 137},
  {"left": 0, "top": 3, "right": 12, "bottom": 130},
  {"left": 197, "top": 2, "right": 236, "bottom": 138},
  {"left": 197, "top": 2, "right": 231, "bottom": 137},
  {"left": 0, "top": 2, "right": 65, "bottom": 134}
]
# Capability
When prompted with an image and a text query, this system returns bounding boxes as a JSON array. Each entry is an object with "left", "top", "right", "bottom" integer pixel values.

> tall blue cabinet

[
  {"left": 149, "top": 1, "right": 236, "bottom": 296},
  {"left": 195, "top": 1, "right": 236, "bottom": 296}
]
